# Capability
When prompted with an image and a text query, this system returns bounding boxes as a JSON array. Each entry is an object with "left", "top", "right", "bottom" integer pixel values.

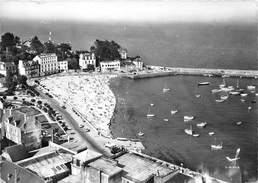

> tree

[
  {"left": 1, "top": 33, "right": 20, "bottom": 52},
  {"left": 44, "top": 41, "right": 56, "bottom": 53},
  {"left": 18, "top": 75, "right": 28, "bottom": 86},
  {"left": 31, "top": 36, "right": 44, "bottom": 54},
  {"left": 5, "top": 72, "right": 17, "bottom": 91},
  {"left": 67, "top": 58, "right": 80, "bottom": 70}
]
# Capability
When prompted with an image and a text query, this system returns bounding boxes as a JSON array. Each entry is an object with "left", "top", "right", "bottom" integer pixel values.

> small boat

[
  {"left": 237, "top": 121, "right": 242, "bottom": 126},
  {"left": 215, "top": 99, "right": 224, "bottom": 103},
  {"left": 184, "top": 116, "right": 194, "bottom": 121},
  {"left": 221, "top": 92, "right": 229, "bottom": 100},
  {"left": 247, "top": 85, "right": 256, "bottom": 90},
  {"left": 256, "top": 93, "right": 258, "bottom": 96},
  {"left": 221, "top": 87, "right": 234, "bottom": 92},
  {"left": 171, "top": 110, "right": 178, "bottom": 114},
  {"left": 197, "top": 122, "right": 207, "bottom": 128},
  {"left": 211, "top": 138, "right": 222, "bottom": 150},
  {"left": 211, "top": 143, "right": 223, "bottom": 150},
  {"left": 229, "top": 91, "right": 240, "bottom": 95},
  {"left": 203, "top": 74, "right": 213, "bottom": 77},
  {"left": 196, "top": 95, "right": 201, "bottom": 98},
  {"left": 211, "top": 89, "right": 221, "bottom": 93},
  {"left": 251, "top": 100, "right": 257, "bottom": 103},
  {"left": 222, "top": 75, "right": 230, "bottom": 78},
  {"left": 117, "top": 137, "right": 129, "bottom": 141},
  {"left": 240, "top": 93, "right": 248, "bottom": 97},
  {"left": 209, "top": 132, "right": 215, "bottom": 136},
  {"left": 219, "top": 79, "right": 226, "bottom": 88},
  {"left": 150, "top": 103, "right": 154, "bottom": 106},
  {"left": 250, "top": 90, "right": 255, "bottom": 93},
  {"left": 147, "top": 108, "right": 155, "bottom": 117},
  {"left": 248, "top": 107, "right": 252, "bottom": 110},
  {"left": 193, "top": 134, "right": 199, "bottom": 137},
  {"left": 138, "top": 132, "right": 144, "bottom": 136},
  {"left": 241, "top": 99, "right": 245, "bottom": 102},
  {"left": 185, "top": 125, "right": 193, "bottom": 136},
  {"left": 163, "top": 83, "right": 170, "bottom": 92},
  {"left": 198, "top": 82, "right": 210, "bottom": 86},
  {"left": 164, "top": 119, "right": 169, "bottom": 122}
]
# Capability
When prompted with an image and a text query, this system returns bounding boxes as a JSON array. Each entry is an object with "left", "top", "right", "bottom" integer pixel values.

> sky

[{"left": 0, "top": 1, "right": 256, "bottom": 24}]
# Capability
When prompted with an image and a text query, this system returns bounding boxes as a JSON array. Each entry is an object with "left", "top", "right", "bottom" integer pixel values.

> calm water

[{"left": 110, "top": 75, "right": 257, "bottom": 182}]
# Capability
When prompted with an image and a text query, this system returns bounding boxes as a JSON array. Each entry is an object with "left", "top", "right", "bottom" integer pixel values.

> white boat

[
  {"left": 117, "top": 137, "right": 129, "bottom": 141},
  {"left": 247, "top": 85, "right": 256, "bottom": 90},
  {"left": 163, "top": 83, "right": 170, "bottom": 92},
  {"left": 229, "top": 91, "right": 240, "bottom": 95},
  {"left": 171, "top": 110, "right": 178, "bottom": 114},
  {"left": 198, "top": 82, "right": 210, "bottom": 86},
  {"left": 138, "top": 132, "right": 144, "bottom": 136},
  {"left": 221, "top": 91, "right": 229, "bottom": 100},
  {"left": 248, "top": 107, "right": 252, "bottom": 110},
  {"left": 221, "top": 87, "right": 234, "bottom": 92},
  {"left": 219, "top": 79, "right": 226, "bottom": 88},
  {"left": 256, "top": 93, "right": 258, "bottom": 96},
  {"left": 147, "top": 108, "right": 155, "bottom": 117},
  {"left": 222, "top": 75, "right": 230, "bottom": 78},
  {"left": 150, "top": 103, "right": 154, "bottom": 106},
  {"left": 197, "top": 122, "right": 207, "bottom": 128},
  {"left": 185, "top": 125, "right": 193, "bottom": 136},
  {"left": 240, "top": 93, "right": 248, "bottom": 97},
  {"left": 241, "top": 99, "right": 245, "bottom": 102},
  {"left": 184, "top": 116, "right": 194, "bottom": 121},
  {"left": 211, "top": 138, "right": 222, "bottom": 150},
  {"left": 215, "top": 99, "right": 224, "bottom": 103},
  {"left": 164, "top": 119, "right": 169, "bottom": 122},
  {"left": 193, "top": 134, "right": 199, "bottom": 137},
  {"left": 209, "top": 132, "right": 215, "bottom": 136},
  {"left": 211, "top": 89, "right": 221, "bottom": 93},
  {"left": 237, "top": 121, "right": 242, "bottom": 126}
]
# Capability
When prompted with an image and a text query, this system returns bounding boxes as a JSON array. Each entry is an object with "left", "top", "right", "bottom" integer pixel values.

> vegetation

[{"left": 90, "top": 39, "right": 121, "bottom": 65}]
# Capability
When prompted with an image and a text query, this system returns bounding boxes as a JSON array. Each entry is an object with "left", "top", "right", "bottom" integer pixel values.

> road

[{"left": 34, "top": 84, "right": 111, "bottom": 155}]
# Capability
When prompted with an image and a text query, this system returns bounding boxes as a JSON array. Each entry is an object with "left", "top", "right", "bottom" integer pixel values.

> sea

[{"left": 2, "top": 19, "right": 257, "bottom": 182}]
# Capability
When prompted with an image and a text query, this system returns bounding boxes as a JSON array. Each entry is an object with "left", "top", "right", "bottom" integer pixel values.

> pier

[{"left": 125, "top": 65, "right": 258, "bottom": 79}]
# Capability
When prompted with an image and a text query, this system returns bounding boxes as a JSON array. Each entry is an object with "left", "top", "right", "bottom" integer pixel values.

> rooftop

[
  {"left": 115, "top": 152, "right": 175, "bottom": 182},
  {"left": 3, "top": 144, "right": 30, "bottom": 162},
  {"left": 88, "top": 158, "right": 123, "bottom": 177},
  {"left": 16, "top": 149, "right": 73, "bottom": 179},
  {"left": 5, "top": 62, "right": 17, "bottom": 67},
  {"left": 73, "top": 149, "right": 102, "bottom": 163},
  {"left": 16, "top": 106, "right": 41, "bottom": 116}
]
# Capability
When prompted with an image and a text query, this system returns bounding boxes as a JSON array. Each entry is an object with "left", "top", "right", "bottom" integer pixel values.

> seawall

[{"left": 125, "top": 65, "right": 258, "bottom": 79}]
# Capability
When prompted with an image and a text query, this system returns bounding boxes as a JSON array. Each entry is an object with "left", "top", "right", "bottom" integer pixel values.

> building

[
  {"left": 118, "top": 47, "right": 127, "bottom": 60},
  {"left": 33, "top": 53, "right": 58, "bottom": 76},
  {"left": 79, "top": 53, "right": 96, "bottom": 70},
  {"left": 133, "top": 57, "right": 143, "bottom": 70},
  {"left": 5, "top": 62, "right": 18, "bottom": 75},
  {"left": 0, "top": 61, "right": 6, "bottom": 76},
  {"left": 100, "top": 61, "right": 120, "bottom": 72},
  {"left": 15, "top": 142, "right": 75, "bottom": 183},
  {"left": 58, "top": 60, "right": 68, "bottom": 72},
  {"left": 62, "top": 150, "right": 179, "bottom": 183},
  {"left": 2, "top": 106, "right": 42, "bottom": 151},
  {"left": 18, "top": 60, "right": 40, "bottom": 78},
  {"left": 2, "top": 144, "right": 30, "bottom": 162}
]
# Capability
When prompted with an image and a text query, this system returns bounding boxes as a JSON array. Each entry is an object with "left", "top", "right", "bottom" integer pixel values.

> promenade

[{"left": 125, "top": 65, "right": 258, "bottom": 79}]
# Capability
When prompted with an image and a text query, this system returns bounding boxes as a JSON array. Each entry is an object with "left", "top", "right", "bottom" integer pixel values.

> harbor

[{"left": 125, "top": 65, "right": 258, "bottom": 79}]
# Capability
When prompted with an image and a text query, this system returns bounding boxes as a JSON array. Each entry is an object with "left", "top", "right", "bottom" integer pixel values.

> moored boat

[
  {"left": 164, "top": 119, "right": 169, "bottom": 122},
  {"left": 193, "top": 134, "right": 199, "bottom": 137},
  {"left": 211, "top": 143, "right": 223, "bottom": 150},
  {"left": 147, "top": 108, "right": 155, "bottom": 117},
  {"left": 240, "top": 93, "right": 248, "bottom": 97},
  {"left": 197, "top": 122, "right": 207, "bottom": 128},
  {"left": 138, "top": 132, "right": 144, "bottom": 136},
  {"left": 247, "top": 85, "right": 256, "bottom": 90},
  {"left": 184, "top": 116, "right": 194, "bottom": 121},
  {"left": 211, "top": 89, "right": 221, "bottom": 93},
  {"left": 215, "top": 99, "right": 224, "bottom": 103},
  {"left": 198, "top": 82, "right": 210, "bottom": 86},
  {"left": 209, "top": 132, "right": 215, "bottom": 136},
  {"left": 185, "top": 125, "right": 193, "bottom": 136},
  {"left": 163, "top": 83, "right": 170, "bottom": 92},
  {"left": 237, "top": 121, "right": 242, "bottom": 126},
  {"left": 171, "top": 110, "right": 178, "bottom": 114},
  {"left": 229, "top": 91, "right": 240, "bottom": 95}
]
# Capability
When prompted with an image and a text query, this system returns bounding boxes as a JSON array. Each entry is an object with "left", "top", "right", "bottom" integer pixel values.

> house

[
  {"left": 15, "top": 142, "right": 75, "bottom": 183},
  {"left": 2, "top": 144, "right": 30, "bottom": 162},
  {"left": 79, "top": 52, "right": 96, "bottom": 70},
  {"left": 58, "top": 60, "right": 68, "bottom": 72},
  {"left": 2, "top": 107, "right": 42, "bottom": 151},
  {"left": 118, "top": 47, "right": 127, "bottom": 60},
  {"left": 100, "top": 60, "right": 120, "bottom": 72},
  {"left": 61, "top": 150, "right": 179, "bottom": 183},
  {"left": 33, "top": 53, "right": 58, "bottom": 76},
  {"left": 5, "top": 62, "right": 18, "bottom": 75},
  {"left": 1, "top": 160, "right": 48, "bottom": 183},
  {"left": 18, "top": 60, "right": 40, "bottom": 78},
  {"left": 0, "top": 61, "right": 6, "bottom": 76},
  {"left": 133, "top": 57, "right": 143, "bottom": 70}
]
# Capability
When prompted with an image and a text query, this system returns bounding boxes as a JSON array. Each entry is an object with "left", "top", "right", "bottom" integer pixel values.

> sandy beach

[{"left": 40, "top": 73, "right": 117, "bottom": 138}]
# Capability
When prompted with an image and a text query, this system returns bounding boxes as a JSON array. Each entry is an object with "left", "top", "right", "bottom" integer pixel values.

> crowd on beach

[{"left": 40, "top": 73, "right": 117, "bottom": 138}]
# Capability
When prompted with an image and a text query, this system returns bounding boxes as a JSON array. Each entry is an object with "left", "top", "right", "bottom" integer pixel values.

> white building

[
  {"left": 133, "top": 57, "right": 143, "bottom": 70},
  {"left": 0, "top": 61, "right": 6, "bottom": 76},
  {"left": 118, "top": 47, "right": 127, "bottom": 59},
  {"left": 33, "top": 53, "right": 58, "bottom": 76},
  {"left": 79, "top": 53, "right": 96, "bottom": 70},
  {"left": 58, "top": 60, "right": 68, "bottom": 72},
  {"left": 100, "top": 61, "right": 120, "bottom": 72}
]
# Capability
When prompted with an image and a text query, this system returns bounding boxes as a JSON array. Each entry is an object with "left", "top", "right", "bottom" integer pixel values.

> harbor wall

[{"left": 126, "top": 65, "right": 258, "bottom": 79}]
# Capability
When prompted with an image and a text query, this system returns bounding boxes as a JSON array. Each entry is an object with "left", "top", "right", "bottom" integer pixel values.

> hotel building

[
  {"left": 100, "top": 60, "right": 120, "bottom": 72},
  {"left": 33, "top": 53, "right": 58, "bottom": 76},
  {"left": 79, "top": 52, "right": 96, "bottom": 70}
]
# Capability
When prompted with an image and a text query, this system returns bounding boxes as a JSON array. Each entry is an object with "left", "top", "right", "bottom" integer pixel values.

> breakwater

[{"left": 125, "top": 65, "right": 258, "bottom": 79}]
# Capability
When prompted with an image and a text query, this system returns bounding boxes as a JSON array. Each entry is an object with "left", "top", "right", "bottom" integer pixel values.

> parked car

[
  {"left": 78, "top": 124, "right": 84, "bottom": 128},
  {"left": 84, "top": 128, "right": 90, "bottom": 132}
]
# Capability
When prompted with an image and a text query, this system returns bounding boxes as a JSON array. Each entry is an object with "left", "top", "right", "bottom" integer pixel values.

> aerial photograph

[{"left": 0, "top": 1, "right": 257, "bottom": 183}]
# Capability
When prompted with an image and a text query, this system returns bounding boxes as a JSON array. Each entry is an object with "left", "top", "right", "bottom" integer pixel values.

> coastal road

[{"left": 34, "top": 85, "right": 111, "bottom": 155}]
